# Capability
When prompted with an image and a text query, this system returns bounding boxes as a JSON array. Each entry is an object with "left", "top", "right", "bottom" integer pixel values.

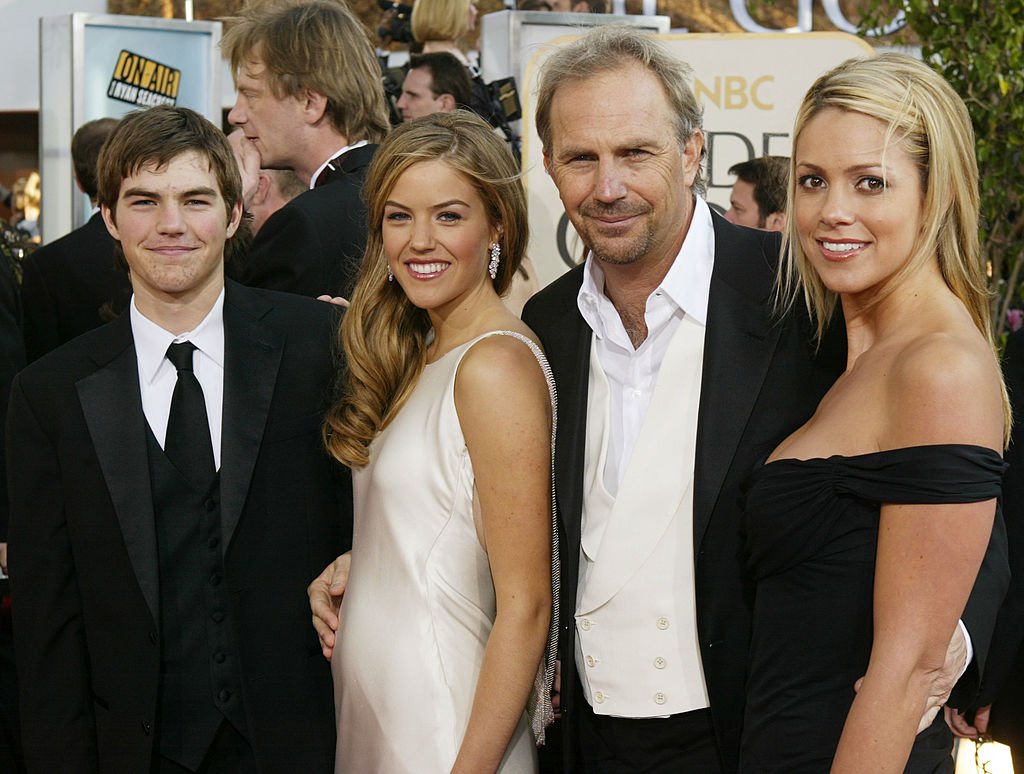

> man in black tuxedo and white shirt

[
  {"left": 7, "top": 106, "right": 349, "bottom": 773},
  {"left": 222, "top": 1, "right": 390, "bottom": 299},
  {"left": 20, "top": 117, "right": 132, "bottom": 363},
  {"left": 517, "top": 26, "right": 1004, "bottom": 773}
]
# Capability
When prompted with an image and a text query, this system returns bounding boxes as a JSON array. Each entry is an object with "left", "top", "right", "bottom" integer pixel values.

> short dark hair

[
  {"left": 408, "top": 52, "right": 472, "bottom": 108},
  {"left": 96, "top": 106, "right": 242, "bottom": 269},
  {"left": 72, "top": 117, "right": 119, "bottom": 200},
  {"left": 97, "top": 106, "right": 241, "bottom": 217},
  {"left": 728, "top": 155, "right": 788, "bottom": 224}
]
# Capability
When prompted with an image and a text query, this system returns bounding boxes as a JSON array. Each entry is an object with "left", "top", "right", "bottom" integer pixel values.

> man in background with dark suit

[
  {"left": 19, "top": 117, "right": 132, "bottom": 363},
  {"left": 222, "top": 1, "right": 390, "bottom": 299},
  {"left": 0, "top": 229, "right": 26, "bottom": 774},
  {"left": 7, "top": 106, "right": 349, "bottom": 773},
  {"left": 722, "top": 155, "right": 788, "bottom": 233},
  {"left": 949, "top": 326, "right": 1024, "bottom": 766},
  {"left": 396, "top": 52, "right": 473, "bottom": 122}
]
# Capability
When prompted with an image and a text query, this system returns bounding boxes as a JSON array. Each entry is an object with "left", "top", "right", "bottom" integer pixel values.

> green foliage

[{"left": 859, "top": 1, "right": 1024, "bottom": 336}]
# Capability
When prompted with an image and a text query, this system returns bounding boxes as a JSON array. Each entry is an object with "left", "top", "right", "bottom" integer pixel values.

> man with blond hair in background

[{"left": 222, "top": 0, "right": 390, "bottom": 298}]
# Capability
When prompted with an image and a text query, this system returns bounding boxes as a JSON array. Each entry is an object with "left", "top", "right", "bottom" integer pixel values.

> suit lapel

[
  {"left": 318, "top": 144, "right": 377, "bottom": 187},
  {"left": 220, "top": 282, "right": 284, "bottom": 550},
  {"left": 338, "top": 143, "right": 376, "bottom": 174},
  {"left": 693, "top": 217, "right": 784, "bottom": 549},
  {"left": 76, "top": 314, "right": 160, "bottom": 623},
  {"left": 544, "top": 273, "right": 592, "bottom": 557},
  {"left": 578, "top": 317, "right": 704, "bottom": 611}
]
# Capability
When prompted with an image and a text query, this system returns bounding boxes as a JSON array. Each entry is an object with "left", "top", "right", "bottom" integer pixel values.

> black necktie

[{"left": 164, "top": 341, "right": 216, "bottom": 488}]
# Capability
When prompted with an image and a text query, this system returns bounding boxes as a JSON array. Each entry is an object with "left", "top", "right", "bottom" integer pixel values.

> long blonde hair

[
  {"left": 324, "top": 111, "right": 527, "bottom": 468},
  {"left": 777, "top": 52, "right": 1010, "bottom": 442}
]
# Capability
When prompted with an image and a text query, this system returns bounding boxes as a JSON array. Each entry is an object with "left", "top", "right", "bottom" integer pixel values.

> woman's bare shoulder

[
  {"left": 454, "top": 327, "right": 550, "bottom": 409},
  {"left": 883, "top": 327, "right": 1003, "bottom": 449}
]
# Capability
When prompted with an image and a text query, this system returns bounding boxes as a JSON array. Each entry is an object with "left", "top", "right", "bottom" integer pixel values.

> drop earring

[
  {"left": 488, "top": 242, "right": 500, "bottom": 280},
  {"left": 387, "top": 265, "right": 394, "bottom": 282}
]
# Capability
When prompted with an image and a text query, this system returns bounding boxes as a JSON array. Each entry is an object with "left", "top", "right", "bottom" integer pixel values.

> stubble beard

[
  {"left": 575, "top": 204, "right": 655, "bottom": 267},
  {"left": 583, "top": 222, "right": 654, "bottom": 268}
]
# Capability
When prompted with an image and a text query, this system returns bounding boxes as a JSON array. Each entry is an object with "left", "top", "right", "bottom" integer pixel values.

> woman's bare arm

[
  {"left": 833, "top": 339, "right": 1003, "bottom": 772},
  {"left": 451, "top": 335, "right": 553, "bottom": 774}
]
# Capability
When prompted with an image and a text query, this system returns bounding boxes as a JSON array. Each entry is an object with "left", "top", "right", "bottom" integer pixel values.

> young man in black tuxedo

[{"left": 7, "top": 106, "right": 350, "bottom": 774}]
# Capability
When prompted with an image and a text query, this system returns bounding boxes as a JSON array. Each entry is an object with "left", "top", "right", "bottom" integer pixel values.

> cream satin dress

[{"left": 333, "top": 332, "right": 544, "bottom": 773}]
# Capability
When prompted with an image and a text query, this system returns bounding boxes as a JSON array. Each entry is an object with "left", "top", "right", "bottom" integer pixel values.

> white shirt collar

[
  {"left": 130, "top": 289, "right": 226, "bottom": 385},
  {"left": 578, "top": 195, "right": 716, "bottom": 337},
  {"left": 309, "top": 140, "right": 370, "bottom": 189}
]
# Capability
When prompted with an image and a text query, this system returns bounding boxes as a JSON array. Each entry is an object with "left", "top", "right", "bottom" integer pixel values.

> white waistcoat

[{"left": 575, "top": 314, "right": 710, "bottom": 717}]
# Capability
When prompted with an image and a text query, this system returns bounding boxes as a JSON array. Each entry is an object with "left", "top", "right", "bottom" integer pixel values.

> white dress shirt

[
  {"left": 577, "top": 196, "right": 715, "bottom": 494},
  {"left": 130, "top": 290, "right": 225, "bottom": 469}
]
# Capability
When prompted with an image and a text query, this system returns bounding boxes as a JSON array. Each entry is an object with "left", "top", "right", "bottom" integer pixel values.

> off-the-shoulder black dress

[{"left": 740, "top": 444, "right": 1005, "bottom": 773}]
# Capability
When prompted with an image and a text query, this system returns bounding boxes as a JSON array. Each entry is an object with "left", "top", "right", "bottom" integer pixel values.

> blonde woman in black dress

[{"left": 740, "top": 54, "right": 1008, "bottom": 772}]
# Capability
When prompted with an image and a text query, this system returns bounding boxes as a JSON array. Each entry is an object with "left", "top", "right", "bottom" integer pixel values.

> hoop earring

[{"left": 488, "top": 242, "right": 500, "bottom": 280}]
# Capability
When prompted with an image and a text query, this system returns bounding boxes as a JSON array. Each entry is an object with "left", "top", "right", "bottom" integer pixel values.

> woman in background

[
  {"left": 321, "top": 110, "right": 555, "bottom": 773},
  {"left": 411, "top": 0, "right": 478, "bottom": 65},
  {"left": 740, "top": 53, "right": 1008, "bottom": 772}
]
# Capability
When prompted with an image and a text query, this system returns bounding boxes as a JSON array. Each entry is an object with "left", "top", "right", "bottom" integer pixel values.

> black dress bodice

[{"left": 740, "top": 444, "right": 1004, "bottom": 773}]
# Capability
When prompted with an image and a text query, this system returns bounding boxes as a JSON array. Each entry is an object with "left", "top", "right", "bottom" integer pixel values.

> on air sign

[{"left": 107, "top": 50, "right": 182, "bottom": 107}]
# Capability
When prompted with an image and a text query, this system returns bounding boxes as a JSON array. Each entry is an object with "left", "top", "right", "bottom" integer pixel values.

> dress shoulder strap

[{"left": 458, "top": 329, "right": 559, "bottom": 744}]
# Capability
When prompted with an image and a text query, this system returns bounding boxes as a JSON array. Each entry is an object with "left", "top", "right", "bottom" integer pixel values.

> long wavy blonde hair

[{"left": 324, "top": 110, "right": 527, "bottom": 468}]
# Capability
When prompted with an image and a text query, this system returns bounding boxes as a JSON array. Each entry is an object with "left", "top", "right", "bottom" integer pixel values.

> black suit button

[
  {"left": 208, "top": 535, "right": 220, "bottom": 549},
  {"left": 204, "top": 498, "right": 217, "bottom": 512},
  {"left": 142, "top": 721, "right": 152, "bottom": 735},
  {"left": 209, "top": 572, "right": 222, "bottom": 587},
  {"left": 211, "top": 610, "right": 225, "bottom": 623},
  {"left": 213, "top": 651, "right": 226, "bottom": 664},
  {"left": 218, "top": 689, "right": 231, "bottom": 703}
]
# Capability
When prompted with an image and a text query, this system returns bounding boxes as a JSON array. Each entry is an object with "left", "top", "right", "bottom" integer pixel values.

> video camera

[
  {"left": 374, "top": 0, "right": 523, "bottom": 162},
  {"left": 377, "top": 0, "right": 415, "bottom": 46}
]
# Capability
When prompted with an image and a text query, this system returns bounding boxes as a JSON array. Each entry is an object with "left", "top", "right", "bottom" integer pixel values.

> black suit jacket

[
  {"left": 976, "top": 329, "right": 1024, "bottom": 741},
  {"left": 523, "top": 212, "right": 1008, "bottom": 772},
  {"left": 19, "top": 212, "right": 131, "bottom": 364},
  {"left": 229, "top": 144, "right": 377, "bottom": 299},
  {"left": 523, "top": 214, "right": 845, "bottom": 772},
  {"left": 6, "top": 281, "right": 351, "bottom": 773},
  {"left": 0, "top": 252, "right": 23, "bottom": 541}
]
